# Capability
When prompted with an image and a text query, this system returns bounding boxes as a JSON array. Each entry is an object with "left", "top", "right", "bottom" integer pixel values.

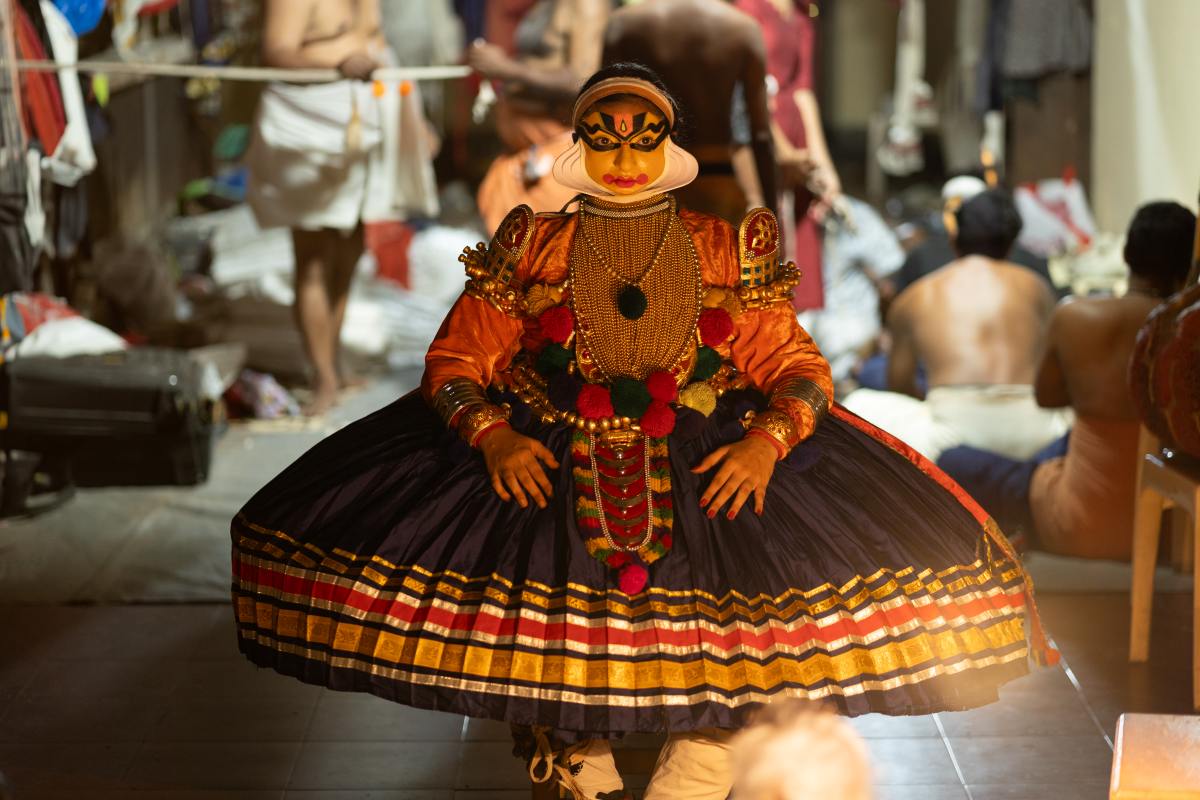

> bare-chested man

[
  {"left": 939, "top": 201, "right": 1196, "bottom": 558},
  {"left": 843, "top": 189, "right": 1070, "bottom": 461},
  {"left": 248, "top": 0, "right": 388, "bottom": 415},
  {"left": 601, "top": 0, "right": 776, "bottom": 223}
]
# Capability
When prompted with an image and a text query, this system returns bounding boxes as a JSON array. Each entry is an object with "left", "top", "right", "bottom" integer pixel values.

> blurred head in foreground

[{"left": 730, "top": 702, "right": 874, "bottom": 800}]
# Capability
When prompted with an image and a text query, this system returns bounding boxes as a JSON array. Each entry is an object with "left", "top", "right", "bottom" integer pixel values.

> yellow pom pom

[
  {"left": 372, "top": 80, "right": 386, "bottom": 98},
  {"left": 679, "top": 383, "right": 717, "bottom": 417}
]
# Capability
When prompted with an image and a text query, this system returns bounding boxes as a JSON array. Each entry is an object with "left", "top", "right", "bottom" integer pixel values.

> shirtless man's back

[
  {"left": 1036, "top": 200, "right": 1198, "bottom": 421},
  {"left": 886, "top": 189, "right": 1055, "bottom": 397},
  {"left": 888, "top": 256, "right": 1055, "bottom": 395},
  {"left": 602, "top": 0, "right": 775, "bottom": 220}
]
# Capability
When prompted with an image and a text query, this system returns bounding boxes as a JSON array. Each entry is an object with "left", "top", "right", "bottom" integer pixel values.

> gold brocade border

[
  {"left": 236, "top": 602, "right": 1027, "bottom": 696},
  {"left": 234, "top": 551, "right": 1023, "bottom": 647},
  {"left": 234, "top": 515, "right": 1021, "bottom": 614}
]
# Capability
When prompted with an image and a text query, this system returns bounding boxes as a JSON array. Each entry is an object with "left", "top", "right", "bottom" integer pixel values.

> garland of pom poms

[{"left": 531, "top": 299, "right": 735, "bottom": 591}]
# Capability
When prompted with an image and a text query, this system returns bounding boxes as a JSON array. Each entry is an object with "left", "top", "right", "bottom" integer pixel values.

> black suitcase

[{"left": 0, "top": 348, "right": 216, "bottom": 487}]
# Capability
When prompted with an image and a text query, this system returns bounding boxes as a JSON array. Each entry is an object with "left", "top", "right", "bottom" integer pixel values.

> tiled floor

[{"left": 0, "top": 591, "right": 1193, "bottom": 799}]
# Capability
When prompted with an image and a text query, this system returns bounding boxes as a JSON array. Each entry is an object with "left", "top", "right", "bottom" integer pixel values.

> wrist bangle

[
  {"left": 748, "top": 409, "right": 797, "bottom": 457},
  {"left": 769, "top": 377, "right": 830, "bottom": 427},
  {"left": 459, "top": 403, "right": 511, "bottom": 448},
  {"left": 432, "top": 378, "right": 489, "bottom": 427},
  {"left": 746, "top": 428, "right": 788, "bottom": 461},
  {"left": 473, "top": 419, "right": 510, "bottom": 448}
]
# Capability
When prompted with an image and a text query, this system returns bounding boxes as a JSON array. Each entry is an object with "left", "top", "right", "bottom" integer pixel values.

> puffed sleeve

[
  {"left": 726, "top": 208, "right": 834, "bottom": 453},
  {"left": 420, "top": 206, "right": 535, "bottom": 406}
]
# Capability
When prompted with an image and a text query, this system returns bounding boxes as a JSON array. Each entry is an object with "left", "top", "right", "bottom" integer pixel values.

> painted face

[{"left": 577, "top": 96, "right": 670, "bottom": 193}]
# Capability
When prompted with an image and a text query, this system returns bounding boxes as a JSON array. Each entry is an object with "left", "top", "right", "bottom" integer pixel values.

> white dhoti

[
  {"left": 246, "top": 73, "right": 438, "bottom": 232},
  {"left": 842, "top": 385, "right": 1073, "bottom": 462}
]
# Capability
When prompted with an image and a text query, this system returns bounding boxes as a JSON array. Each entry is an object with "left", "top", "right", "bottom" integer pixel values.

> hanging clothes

[
  {"left": 40, "top": 0, "right": 97, "bottom": 187},
  {"left": 14, "top": 3, "right": 66, "bottom": 156}
]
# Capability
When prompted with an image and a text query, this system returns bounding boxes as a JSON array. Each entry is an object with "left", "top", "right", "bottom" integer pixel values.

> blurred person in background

[
  {"left": 468, "top": 0, "right": 613, "bottom": 233},
  {"left": 797, "top": 196, "right": 905, "bottom": 392},
  {"left": 249, "top": 0, "right": 438, "bottom": 416},
  {"left": 730, "top": 702, "right": 873, "bottom": 800},
  {"left": 844, "top": 189, "right": 1069, "bottom": 462},
  {"left": 736, "top": 0, "right": 841, "bottom": 311},
  {"left": 602, "top": 0, "right": 777, "bottom": 225},
  {"left": 939, "top": 201, "right": 1196, "bottom": 558}
]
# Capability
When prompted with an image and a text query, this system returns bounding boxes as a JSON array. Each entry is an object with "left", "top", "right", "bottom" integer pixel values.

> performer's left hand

[{"left": 692, "top": 436, "right": 778, "bottom": 519}]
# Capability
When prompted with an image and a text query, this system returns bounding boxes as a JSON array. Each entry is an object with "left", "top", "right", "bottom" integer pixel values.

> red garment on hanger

[{"left": 14, "top": 3, "right": 66, "bottom": 156}]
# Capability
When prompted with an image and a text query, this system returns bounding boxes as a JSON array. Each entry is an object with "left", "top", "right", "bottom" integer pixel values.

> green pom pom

[
  {"left": 691, "top": 347, "right": 722, "bottom": 381},
  {"left": 617, "top": 285, "right": 648, "bottom": 320},
  {"left": 535, "top": 343, "right": 572, "bottom": 376},
  {"left": 611, "top": 376, "right": 652, "bottom": 418}
]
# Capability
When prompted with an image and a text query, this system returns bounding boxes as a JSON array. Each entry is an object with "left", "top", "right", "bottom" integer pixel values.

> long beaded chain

[
  {"left": 578, "top": 207, "right": 674, "bottom": 290},
  {"left": 588, "top": 432, "right": 655, "bottom": 553}
]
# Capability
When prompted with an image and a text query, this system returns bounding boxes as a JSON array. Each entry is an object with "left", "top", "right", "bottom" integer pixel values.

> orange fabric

[
  {"left": 477, "top": 123, "right": 578, "bottom": 235},
  {"left": 1029, "top": 415, "right": 1141, "bottom": 561},
  {"left": 422, "top": 204, "right": 834, "bottom": 443}
]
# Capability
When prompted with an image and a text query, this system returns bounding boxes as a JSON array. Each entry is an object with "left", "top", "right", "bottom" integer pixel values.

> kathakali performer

[{"left": 231, "top": 63, "right": 1056, "bottom": 800}]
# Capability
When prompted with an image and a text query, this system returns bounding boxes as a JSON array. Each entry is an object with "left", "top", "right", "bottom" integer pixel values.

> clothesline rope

[{"left": 7, "top": 59, "right": 472, "bottom": 83}]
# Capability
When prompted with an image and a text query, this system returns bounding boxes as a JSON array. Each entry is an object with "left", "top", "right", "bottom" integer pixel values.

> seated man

[
  {"left": 843, "top": 188, "right": 1069, "bottom": 461},
  {"left": 939, "top": 201, "right": 1197, "bottom": 559}
]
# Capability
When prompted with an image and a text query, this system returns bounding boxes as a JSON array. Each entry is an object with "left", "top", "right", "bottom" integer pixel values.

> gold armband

[
  {"left": 770, "top": 376, "right": 830, "bottom": 427},
  {"left": 457, "top": 403, "right": 511, "bottom": 448},
  {"left": 747, "top": 410, "right": 798, "bottom": 457}
]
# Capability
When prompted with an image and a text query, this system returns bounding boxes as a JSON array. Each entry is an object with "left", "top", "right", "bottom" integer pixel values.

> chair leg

[
  {"left": 1192, "top": 498, "right": 1200, "bottom": 711},
  {"left": 1130, "top": 487, "right": 1165, "bottom": 662}
]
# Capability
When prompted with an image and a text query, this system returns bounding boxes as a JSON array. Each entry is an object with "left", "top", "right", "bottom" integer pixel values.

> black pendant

[{"left": 617, "top": 285, "right": 648, "bottom": 320}]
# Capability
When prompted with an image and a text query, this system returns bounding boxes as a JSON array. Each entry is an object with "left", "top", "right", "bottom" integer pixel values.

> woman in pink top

[{"left": 735, "top": 0, "right": 842, "bottom": 310}]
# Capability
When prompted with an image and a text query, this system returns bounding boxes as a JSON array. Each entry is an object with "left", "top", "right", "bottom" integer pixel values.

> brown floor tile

[
  {"left": 0, "top": 742, "right": 138, "bottom": 790},
  {"left": 147, "top": 695, "right": 317, "bottom": 742},
  {"left": 126, "top": 742, "right": 302, "bottom": 791},
  {"left": 19, "top": 657, "right": 185, "bottom": 699},
  {"left": 284, "top": 793, "right": 453, "bottom": 799},
  {"left": 848, "top": 712, "right": 940, "bottom": 738},
  {"left": 875, "top": 787, "right": 969, "bottom": 800},
  {"left": 33, "top": 604, "right": 220, "bottom": 663},
  {"left": 0, "top": 694, "right": 163, "bottom": 743},
  {"left": 863, "top": 738, "right": 961, "bottom": 785},
  {"left": 949, "top": 736, "right": 1112, "bottom": 785},
  {"left": 187, "top": 603, "right": 247, "bottom": 661},
  {"left": 967, "top": 784, "right": 1110, "bottom": 800},
  {"left": 937, "top": 694, "right": 1098, "bottom": 738},
  {"left": 307, "top": 691, "right": 464, "bottom": 742},
  {"left": 452, "top": 793, "right": 527, "bottom": 800},
  {"left": 172, "top": 658, "right": 324, "bottom": 704},
  {"left": 455, "top": 742, "right": 532, "bottom": 790},
  {"left": 460, "top": 717, "right": 511, "bottom": 741},
  {"left": 287, "top": 742, "right": 459, "bottom": 790},
  {"left": 18, "top": 793, "right": 281, "bottom": 800}
]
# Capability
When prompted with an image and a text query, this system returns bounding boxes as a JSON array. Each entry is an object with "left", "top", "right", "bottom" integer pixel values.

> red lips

[{"left": 603, "top": 173, "right": 650, "bottom": 188}]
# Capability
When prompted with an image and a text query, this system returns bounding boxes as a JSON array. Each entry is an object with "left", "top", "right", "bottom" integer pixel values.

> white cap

[{"left": 941, "top": 175, "right": 987, "bottom": 203}]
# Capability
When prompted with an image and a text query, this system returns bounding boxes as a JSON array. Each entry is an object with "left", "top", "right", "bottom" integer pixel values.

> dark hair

[
  {"left": 1123, "top": 201, "right": 1196, "bottom": 296},
  {"left": 576, "top": 62, "right": 685, "bottom": 137},
  {"left": 953, "top": 189, "right": 1023, "bottom": 259}
]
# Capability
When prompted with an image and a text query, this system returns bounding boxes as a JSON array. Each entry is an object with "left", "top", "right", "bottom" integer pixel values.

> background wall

[{"left": 1093, "top": 0, "right": 1200, "bottom": 233}]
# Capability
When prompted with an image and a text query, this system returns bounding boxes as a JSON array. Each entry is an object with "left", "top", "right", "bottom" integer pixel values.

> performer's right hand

[
  {"left": 479, "top": 428, "right": 560, "bottom": 510},
  {"left": 338, "top": 52, "right": 380, "bottom": 81}
]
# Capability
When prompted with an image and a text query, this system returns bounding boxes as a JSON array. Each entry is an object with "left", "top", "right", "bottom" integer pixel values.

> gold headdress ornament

[
  {"left": 570, "top": 76, "right": 677, "bottom": 129},
  {"left": 553, "top": 75, "right": 698, "bottom": 202}
]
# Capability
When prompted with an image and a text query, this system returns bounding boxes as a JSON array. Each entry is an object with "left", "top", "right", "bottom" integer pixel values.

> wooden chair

[
  {"left": 1109, "top": 713, "right": 1200, "bottom": 798},
  {"left": 1128, "top": 426, "right": 1200, "bottom": 710}
]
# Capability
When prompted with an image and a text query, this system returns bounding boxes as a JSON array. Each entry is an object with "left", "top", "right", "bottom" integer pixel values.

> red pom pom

[
  {"left": 618, "top": 563, "right": 648, "bottom": 594},
  {"left": 698, "top": 307, "right": 734, "bottom": 347},
  {"left": 538, "top": 305, "right": 575, "bottom": 344},
  {"left": 577, "top": 384, "right": 614, "bottom": 419},
  {"left": 605, "top": 551, "right": 631, "bottom": 568},
  {"left": 645, "top": 370, "right": 678, "bottom": 403},
  {"left": 659, "top": 533, "right": 673, "bottom": 550},
  {"left": 639, "top": 400, "right": 676, "bottom": 437}
]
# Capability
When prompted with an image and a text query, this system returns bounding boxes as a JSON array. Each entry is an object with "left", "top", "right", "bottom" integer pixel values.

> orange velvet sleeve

[
  {"left": 420, "top": 294, "right": 526, "bottom": 405},
  {"left": 729, "top": 303, "right": 834, "bottom": 443}
]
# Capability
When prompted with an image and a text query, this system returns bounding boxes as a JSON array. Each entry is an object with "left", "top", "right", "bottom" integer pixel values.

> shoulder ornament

[
  {"left": 735, "top": 207, "right": 801, "bottom": 310},
  {"left": 460, "top": 205, "right": 535, "bottom": 317}
]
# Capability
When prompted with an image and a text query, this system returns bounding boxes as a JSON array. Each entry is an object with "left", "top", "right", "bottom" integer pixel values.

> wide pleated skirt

[{"left": 231, "top": 389, "right": 1048, "bottom": 740}]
